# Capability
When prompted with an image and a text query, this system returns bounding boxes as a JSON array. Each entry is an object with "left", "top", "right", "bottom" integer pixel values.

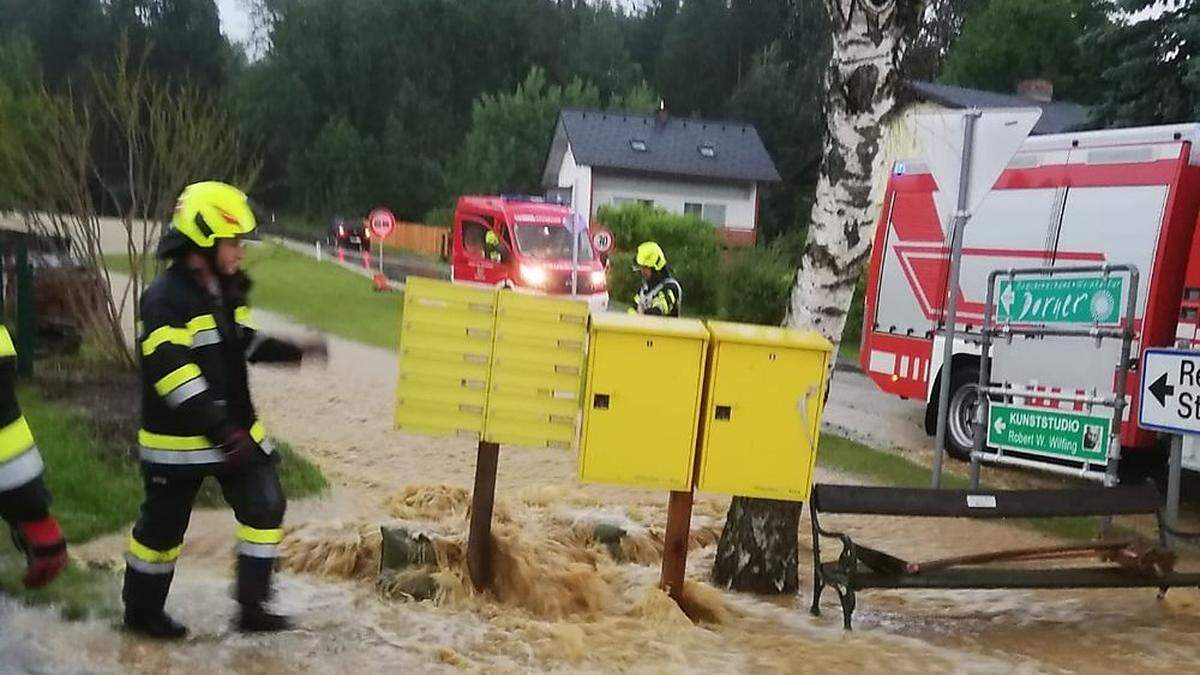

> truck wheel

[{"left": 945, "top": 362, "right": 981, "bottom": 461}]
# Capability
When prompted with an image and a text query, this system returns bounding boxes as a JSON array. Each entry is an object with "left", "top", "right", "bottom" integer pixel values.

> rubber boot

[
  {"left": 122, "top": 567, "right": 188, "bottom": 640},
  {"left": 234, "top": 554, "right": 293, "bottom": 633}
]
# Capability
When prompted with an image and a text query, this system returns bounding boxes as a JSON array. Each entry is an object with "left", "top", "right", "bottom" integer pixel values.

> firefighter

[
  {"left": 484, "top": 229, "right": 503, "bottom": 262},
  {"left": 123, "top": 181, "right": 327, "bottom": 639},
  {"left": 631, "top": 241, "right": 681, "bottom": 317},
  {"left": 0, "top": 326, "right": 67, "bottom": 589}
]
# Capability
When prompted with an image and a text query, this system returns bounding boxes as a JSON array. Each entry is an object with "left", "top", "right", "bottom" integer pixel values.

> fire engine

[
  {"left": 451, "top": 195, "right": 609, "bottom": 311},
  {"left": 861, "top": 123, "right": 1200, "bottom": 479}
]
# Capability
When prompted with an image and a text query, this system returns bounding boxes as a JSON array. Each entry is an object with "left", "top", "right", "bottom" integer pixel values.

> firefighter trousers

[{"left": 123, "top": 460, "right": 286, "bottom": 618}]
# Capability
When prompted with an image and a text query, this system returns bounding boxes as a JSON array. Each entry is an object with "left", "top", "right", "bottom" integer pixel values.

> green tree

[
  {"left": 654, "top": 0, "right": 737, "bottom": 116},
  {"left": 901, "top": 0, "right": 987, "bottom": 81},
  {"left": 450, "top": 67, "right": 602, "bottom": 196},
  {"left": 940, "top": 0, "right": 1112, "bottom": 103},
  {"left": 289, "top": 115, "right": 376, "bottom": 217},
  {"left": 1087, "top": 0, "right": 1200, "bottom": 126},
  {"left": 727, "top": 0, "right": 828, "bottom": 240}
]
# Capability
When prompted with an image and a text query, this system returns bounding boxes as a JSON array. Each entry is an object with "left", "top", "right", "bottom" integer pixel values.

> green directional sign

[
  {"left": 987, "top": 403, "right": 1111, "bottom": 463},
  {"left": 996, "top": 276, "right": 1124, "bottom": 325}
]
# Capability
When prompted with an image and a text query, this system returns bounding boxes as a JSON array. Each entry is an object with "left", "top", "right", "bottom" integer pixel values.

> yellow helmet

[
  {"left": 169, "top": 181, "right": 256, "bottom": 249},
  {"left": 634, "top": 241, "right": 667, "bottom": 271}
]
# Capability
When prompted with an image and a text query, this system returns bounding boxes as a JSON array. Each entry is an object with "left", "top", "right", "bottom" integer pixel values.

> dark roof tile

[{"left": 553, "top": 108, "right": 781, "bottom": 183}]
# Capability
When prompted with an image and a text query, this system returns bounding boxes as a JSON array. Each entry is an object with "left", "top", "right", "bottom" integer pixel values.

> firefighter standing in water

[
  {"left": 124, "top": 181, "right": 327, "bottom": 638},
  {"left": 0, "top": 327, "right": 67, "bottom": 589},
  {"left": 631, "top": 241, "right": 682, "bottom": 317}
]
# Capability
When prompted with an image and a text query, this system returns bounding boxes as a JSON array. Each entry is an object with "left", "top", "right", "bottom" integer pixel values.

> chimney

[
  {"left": 1017, "top": 79, "right": 1053, "bottom": 102},
  {"left": 656, "top": 99, "right": 668, "bottom": 126}
]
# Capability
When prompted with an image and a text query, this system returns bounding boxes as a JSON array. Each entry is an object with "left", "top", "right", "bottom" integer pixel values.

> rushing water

[{"left": 3, "top": 484, "right": 1197, "bottom": 674}]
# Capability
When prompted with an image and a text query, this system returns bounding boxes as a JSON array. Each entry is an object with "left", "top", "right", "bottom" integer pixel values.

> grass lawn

[
  {"left": 817, "top": 433, "right": 1097, "bottom": 541},
  {"left": 107, "top": 242, "right": 404, "bottom": 350},
  {"left": 1, "top": 385, "right": 328, "bottom": 619}
]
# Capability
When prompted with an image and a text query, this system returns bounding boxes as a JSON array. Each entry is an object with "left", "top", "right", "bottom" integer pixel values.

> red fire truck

[
  {"left": 451, "top": 195, "right": 609, "bottom": 311},
  {"left": 861, "top": 123, "right": 1200, "bottom": 477}
]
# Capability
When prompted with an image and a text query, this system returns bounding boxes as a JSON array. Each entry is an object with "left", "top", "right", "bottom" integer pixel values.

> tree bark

[
  {"left": 712, "top": 496, "right": 801, "bottom": 593},
  {"left": 712, "top": 0, "right": 919, "bottom": 594}
]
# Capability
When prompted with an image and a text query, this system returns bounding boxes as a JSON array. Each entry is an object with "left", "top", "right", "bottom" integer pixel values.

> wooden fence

[{"left": 383, "top": 222, "right": 451, "bottom": 259}]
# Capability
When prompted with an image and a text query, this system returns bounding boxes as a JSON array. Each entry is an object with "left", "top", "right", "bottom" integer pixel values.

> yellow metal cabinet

[
  {"left": 485, "top": 291, "right": 588, "bottom": 448},
  {"left": 697, "top": 321, "right": 832, "bottom": 501},
  {"left": 394, "top": 278, "right": 497, "bottom": 438},
  {"left": 579, "top": 313, "right": 709, "bottom": 490}
]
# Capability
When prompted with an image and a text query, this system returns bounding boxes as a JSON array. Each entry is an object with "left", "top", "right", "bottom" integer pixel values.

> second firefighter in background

[
  {"left": 631, "top": 241, "right": 682, "bottom": 317},
  {"left": 124, "top": 181, "right": 327, "bottom": 638}
]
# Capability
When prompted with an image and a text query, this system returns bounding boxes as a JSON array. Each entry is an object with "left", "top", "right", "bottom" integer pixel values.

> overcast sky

[{"left": 216, "top": 0, "right": 253, "bottom": 46}]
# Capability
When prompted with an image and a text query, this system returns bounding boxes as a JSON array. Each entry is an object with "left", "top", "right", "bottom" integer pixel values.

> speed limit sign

[
  {"left": 591, "top": 228, "right": 614, "bottom": 254},
  {"left": 368, "top": 207, "right": 396, "bottom": 238}
]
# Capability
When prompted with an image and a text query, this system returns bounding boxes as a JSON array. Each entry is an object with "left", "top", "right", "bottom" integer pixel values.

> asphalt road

[{"left": 319, "top": 242, "right": 449, "bottom": 282}]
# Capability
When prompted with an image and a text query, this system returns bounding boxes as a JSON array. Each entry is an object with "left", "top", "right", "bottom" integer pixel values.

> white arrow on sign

[
  {"left": 993, "top": 417, "right": 1007, "bottom": 435},
  {"left": 1139, "top": 348, "right": 1200, "bottom": 435},
  {"left": 914, "top": 108, "right": 1043, "bottom": 232}
]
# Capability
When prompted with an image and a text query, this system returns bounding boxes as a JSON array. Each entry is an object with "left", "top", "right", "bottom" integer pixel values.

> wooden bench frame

[{"left": 809, "top": 482, "right": 1200, "bottom": 629}]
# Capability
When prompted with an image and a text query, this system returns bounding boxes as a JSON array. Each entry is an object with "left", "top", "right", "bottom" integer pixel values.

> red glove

[
  {"left": 221, "top": 428, "right": 260, "bottom": 469},
  {"left": 15, "top": 516, "right": 67, "bottom": 589}
]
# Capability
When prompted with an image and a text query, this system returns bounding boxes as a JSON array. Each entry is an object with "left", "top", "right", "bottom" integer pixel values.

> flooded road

[{"left": 3, "top": 289, "right": 1198, "bottom": 673}]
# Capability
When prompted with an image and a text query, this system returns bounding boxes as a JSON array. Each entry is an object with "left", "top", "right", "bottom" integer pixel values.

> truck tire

[{"left": 944, "top": 362, "right": 981, "bottom": 461}]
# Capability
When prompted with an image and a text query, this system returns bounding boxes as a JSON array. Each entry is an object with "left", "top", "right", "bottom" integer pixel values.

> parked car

[{"left": 328, "top": 216, "right": 372, "bottom": 250}]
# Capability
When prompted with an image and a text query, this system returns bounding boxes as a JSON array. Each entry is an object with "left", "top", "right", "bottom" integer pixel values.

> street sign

[
  {"left": 996, "top": 276, "right": 1124, "bottom": 325},
  {"left": 369, "top": 207, "right": 396, "bottom": 238},
  {"left": 914, "top": 108, "right": 1042, "bottom": 232},
  {"left": 987, "top": 403, "right": 1111, "bottom": 463},
  {"left": 591, "top": 228, "right": 614, "bottom": 254},
  {"left": 1138, "top": 348, "right": 1200, "bottom": 435},
  {"left": 564, "top": 210, "right": 588, "bottom": 234}
]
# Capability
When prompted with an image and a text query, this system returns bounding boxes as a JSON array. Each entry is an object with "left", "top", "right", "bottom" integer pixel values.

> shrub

[
  {"left": 718, "top": 244, "right": 793, "bottom": 325},
  {"left": 597, "top": 203, "right": 721, "bottom": 316}
]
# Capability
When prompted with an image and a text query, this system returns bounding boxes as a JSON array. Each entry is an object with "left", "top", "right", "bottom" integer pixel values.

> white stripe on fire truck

[{"left": 868, "top": 351, "right": 896, "bottom": 376}]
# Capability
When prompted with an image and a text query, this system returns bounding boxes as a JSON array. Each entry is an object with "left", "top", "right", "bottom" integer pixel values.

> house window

[
  {"left": 698, "top": 143, "right": 716, "bottom": 158},
  {"left": 614, "top": 196, "right": 654, "bottom": 208},
  {"left": 630, "top": 139, "right": 648, "bottom": 152},
  {"left": 684, "top": 203, "right": 702, "bottom": 217},
  {"left": 701, "top": 204, "right": 727, "bottom": 226}
]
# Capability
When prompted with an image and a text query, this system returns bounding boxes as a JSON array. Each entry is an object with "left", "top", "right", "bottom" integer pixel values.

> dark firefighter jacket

[{"left": 138, "top": 265, "right": 301, "bottom": 466}]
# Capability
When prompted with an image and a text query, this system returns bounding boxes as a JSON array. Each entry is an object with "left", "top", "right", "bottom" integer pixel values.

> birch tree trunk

[{"left": 713, "top": 0, "right": 918, "bottom": 594}]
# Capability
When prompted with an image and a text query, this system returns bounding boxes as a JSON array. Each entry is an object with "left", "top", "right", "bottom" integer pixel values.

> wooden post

[
  {"left": 467, "top": 440, "right": 500, "bottom": 591},
  {"left": 660, "top": 489, "right": 694, "bottom": 602}
]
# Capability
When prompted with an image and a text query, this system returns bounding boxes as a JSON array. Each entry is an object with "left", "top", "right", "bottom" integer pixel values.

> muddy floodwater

[{"left": 3, "top": 308, "right": 1197, "bottom": 674}]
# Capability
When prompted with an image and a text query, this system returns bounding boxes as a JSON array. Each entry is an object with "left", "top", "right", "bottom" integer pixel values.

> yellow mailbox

[
  {"left": 696, "top": 321, "right": 832, "bottom": 501},
  {"left": 579, "top": 313, "right": 709, "bottom": 490},
  {"left": 485, "top": 291, "right": 588, "bottom": 448},
  {"left": 394, "top": 277, "right": 496, "bottom": 439}
]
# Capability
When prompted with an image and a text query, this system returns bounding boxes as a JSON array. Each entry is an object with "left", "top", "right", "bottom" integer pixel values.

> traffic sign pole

[
  {"left": 932, "top": 109, "right": 979, "bottom": 488},
  {"left": 1166, "top": 435, "right": 1182, "bottom": 549}
]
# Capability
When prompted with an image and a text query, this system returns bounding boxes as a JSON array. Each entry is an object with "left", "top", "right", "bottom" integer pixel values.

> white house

[{"left": 541, "top": 108, "right": 781, "bottom": 246}]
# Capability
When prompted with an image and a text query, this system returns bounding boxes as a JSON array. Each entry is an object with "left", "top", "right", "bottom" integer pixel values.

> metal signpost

[
  {"left": 916, "top": 107, "right": 1043, "bottom": 488},
  {"left": 566, "top": 211, "right": 587, "bottom": 296},
  {"left": 968, "top": 265, "right": 1139, "bottom": 491},
  {"left": 1137, "top": 349, "right": 1200, "bottom": 548}
]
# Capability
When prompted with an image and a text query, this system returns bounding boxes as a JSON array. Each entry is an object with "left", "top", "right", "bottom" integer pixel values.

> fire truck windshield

[{"left": 513, "top": 223, "right": 593, "bottom": 261}]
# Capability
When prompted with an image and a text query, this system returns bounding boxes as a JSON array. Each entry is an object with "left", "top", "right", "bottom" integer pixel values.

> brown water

[
  {"left": 8, "top": 306, "right": 1196, "bottom": 673},
  {"left": 6, "top": 481, "right": 1196, "bottom": 674}
]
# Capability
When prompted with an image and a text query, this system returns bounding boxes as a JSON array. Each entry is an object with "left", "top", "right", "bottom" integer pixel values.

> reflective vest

[
  {"left": 138, "top": 266, "right": 300, "bottom": 466},
  {"left": 0, "top": 327, "right": 44, "bottom": 492},
  {"left": 634, "top": 275, "right": 682, "bottom": 317}
]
